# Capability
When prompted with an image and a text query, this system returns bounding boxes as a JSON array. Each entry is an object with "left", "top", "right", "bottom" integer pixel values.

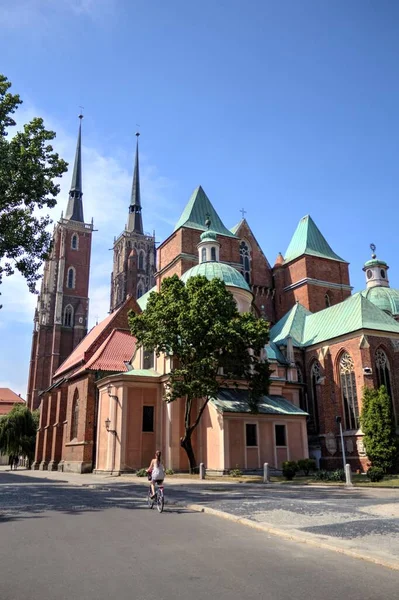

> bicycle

[{"left": 147, "top": 480, "right": 164, "bottom": 513}]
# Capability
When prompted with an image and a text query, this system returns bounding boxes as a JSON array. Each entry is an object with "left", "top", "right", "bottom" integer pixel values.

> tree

[
  {"left": 129, "top": 274, "right": 271, "bottom": 471},
  {"left": 0, "top": 404, "right": 40, "bottom": 468},
  {"left": 0, "top": 74, "right": 68, "bottom": 305},
  {"left": 360, "top": 385, "right": 399, "bottom": 472}
]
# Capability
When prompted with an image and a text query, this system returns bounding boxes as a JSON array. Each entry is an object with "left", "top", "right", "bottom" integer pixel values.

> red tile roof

[
  {"left": 0, "top": 388, "right": 25, "bottom": 404},
  {"left": 74, "top": 329, "right": 136, "bottom": 374},
  {"left": 54, "top": 310, "right": 121, "bottom": 378}
]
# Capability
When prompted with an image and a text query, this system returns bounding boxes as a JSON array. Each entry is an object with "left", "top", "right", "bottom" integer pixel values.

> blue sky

[{"left": 1, "top": 0, "right": 399, "bottom": 396}]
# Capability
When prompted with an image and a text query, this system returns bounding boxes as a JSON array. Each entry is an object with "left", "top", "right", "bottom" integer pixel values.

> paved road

[{"left": 1, "top": 471, "right": 398, "bottom": 600}]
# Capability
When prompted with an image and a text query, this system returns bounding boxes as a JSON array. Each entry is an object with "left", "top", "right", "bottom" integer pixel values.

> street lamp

[{"left": 335, "top": 415, "right": 346, "bottom": 470}]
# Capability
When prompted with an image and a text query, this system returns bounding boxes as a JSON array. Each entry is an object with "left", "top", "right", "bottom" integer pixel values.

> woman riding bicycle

[{"left": 147, "top": 450, "right": 165, "bottom": 499}]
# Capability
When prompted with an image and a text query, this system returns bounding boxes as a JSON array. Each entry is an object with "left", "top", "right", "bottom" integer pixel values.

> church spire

[
  {"left": 127, "top": 133, "right": 143, "bottom": 234},
  {"left": 65, "top": 114, "right": 84, "bottom": 223}
]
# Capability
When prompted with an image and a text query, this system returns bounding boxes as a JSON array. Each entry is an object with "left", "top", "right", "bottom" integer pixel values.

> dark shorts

[{"left": 152, "top": 479, "right": 164, "bottom": 485}]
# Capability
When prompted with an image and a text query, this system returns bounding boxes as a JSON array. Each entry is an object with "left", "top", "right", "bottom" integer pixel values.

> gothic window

[
  {"left": 240, "top": 241, "right": 251, "bottom": 284},
  {"left": 70, "top": 390, "right": 79, "bottom": 441},
  {"left": 325, "top": 293, "right": 331, "bottom": 308},
  {"left": 201, "top": 248, "right": 207, "bottom": 263},
  {"left": 137, "top": 285, "right": 144, "bottom": 299},
  {"left": 67, "top": 267, "right": 75, "bottom": 289},
  {"left": 117, "top": 251, "right": 121, "bottom": 271},
  {"left": 63, "top": 305, "right": 73, "bottom": 327},
  {"left": 375, "top": 348, "right": 393, "bottom": 405},
  {"left": 138, "top": 252, "right": 144, "bottom": 270},
  {"left": 339, "top": 352, "right": 359, "bottom": 430},
  {"left": 211, "top": 247, "right": 217, "bottom": 262},
  {"left": 71, "top": 234, "right": 78, "bottom": 250},
  {"left": 309, "top": 361, "right": 321, "bottom": 432}
]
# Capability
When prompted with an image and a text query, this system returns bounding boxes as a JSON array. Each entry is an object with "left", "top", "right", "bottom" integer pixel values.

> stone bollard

[
  {"left": 263, "top": 462, "right": 270, "bottom": 484},
  {"left": 345, "top": 463, "right": 353, "bottom": 486},
  {"left": 199, "top": 462, "right": 205, "bottom": 480}
]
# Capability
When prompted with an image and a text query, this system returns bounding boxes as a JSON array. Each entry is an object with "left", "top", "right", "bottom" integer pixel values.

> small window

[
  {"left": 64, "top": 305, "right": 73, "bottom": 327},
  {"left": 71, "top": 234, "right": 78, "bottom": 250},
  {"left": 211, "top": 247, "right": 216, "bottom": 261},
  {"left": 67, "top": 267, "right": 75, "bottom": 289},
  {"left": 142, "top": 406, "right": 154, "bottom": 432},
  {"left": 143, "top": 348, "right": 154, "bottom": 370},
  {"left": 367, "top": 269, "right": 372, "bottom": 279},
  {"left": 275, "top": 424, "right": 286, "bottom": 446},
  {"left": 381, "top": 269, "right": 386, "bottom": 279},
  {"left": 138, "top": 252, "right": 144, "bottom": 270},
  {"left": 201, "top": 247, "right": 207, "bottom": 263},
  {"left": 137, "top": 285, "right": 143, "bottom": 299},
  {"left": 246, "top": 423, "right": 257, "bottom": 447},
  {"left": 325, "top": 293, "right": 331, "bottom": 308}
]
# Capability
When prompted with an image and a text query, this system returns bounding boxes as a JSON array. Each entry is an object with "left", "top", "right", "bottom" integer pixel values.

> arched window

[
  {"left": 211, "top": 247, "right": 216, "bottom": 262},
  {"left": 201, "top": 248, "right": 207, "bottom": 263},
  {"left": 137, "top": 285, "right": 144, "bottom": 299},
  {"left": 70, "top": 390, "right": 79, "bottom": 441},
  {"left": 240, "top": 241, "right": 251, "bottom": 284},
  {"left": 71, "top": 234, "right": 78, "bottom": 250},
  {"left": 325, "top": 293, "right": 331, "bottom": 308},
  {"left": 117, "top": 251, "right": 121, "bottom": 272},
  {"left": 339, "top": 352, "right": 359, "bottom": 430},
  {"left": 63, "top": 305, "right": 74, "bottom": 327},
  {"left": 309, "top": 361, "right": 321, "bottom": 432},
  {"left": 138, "top": 252, "right": 144, "bottom": 270},
  {"left": 67, "top": 267, "right": 75, "bottom": 289},
  {"left": 375, "top": 348, "right": 393, "bottom": 403}
]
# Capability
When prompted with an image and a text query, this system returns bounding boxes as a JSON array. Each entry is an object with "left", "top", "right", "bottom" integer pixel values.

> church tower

[
  {"left": 110, "top": 134, "right": 156, "bottom": 311},
  {"left": 26, "top": 116, "right": 93, "bottom": 411}
]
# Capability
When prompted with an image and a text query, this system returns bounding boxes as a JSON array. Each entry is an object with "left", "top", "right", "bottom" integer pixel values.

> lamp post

[{"left": 335, "top": 416, "right": 346, "bottom": 469}]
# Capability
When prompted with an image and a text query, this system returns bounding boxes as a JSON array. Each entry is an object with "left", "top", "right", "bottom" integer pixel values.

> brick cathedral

[{"left": 29, "top": 119, "right": 399, "bottom": 473}]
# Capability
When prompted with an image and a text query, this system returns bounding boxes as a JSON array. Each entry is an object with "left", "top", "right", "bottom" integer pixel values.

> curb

[{"left": 168, "top": 500, "right": 399, "bottom": 572}]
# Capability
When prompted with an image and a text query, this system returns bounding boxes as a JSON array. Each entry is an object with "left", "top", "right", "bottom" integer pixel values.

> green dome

[
  {"left": 363, "top": 258, "right": 388, "bottom": 268},
  {"left": 181, "top": 262, "right": 251, "bottom": 292},
  {"left": 361, "top": 287, "right": 399, "bottom": 317},
  {"left": 200, "top": 229, "right": 217, "bottom": 242}
]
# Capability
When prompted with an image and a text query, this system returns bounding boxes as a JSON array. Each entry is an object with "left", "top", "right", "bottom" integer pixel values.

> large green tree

[
  {"left": 360, "top": 385, "right": 398, "bottom": 472},
  {"left": 0, "top": 74, "right": 68, "bottom": 305},
  {"left": 0, "top": 404, "right": 39, "bottom": 469},
  {"left": 129, "top": 274, "right": 271, "bottom": 471}
]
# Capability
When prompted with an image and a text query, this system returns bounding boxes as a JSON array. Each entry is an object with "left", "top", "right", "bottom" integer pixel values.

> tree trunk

[{"left": 180, "top": 432, "right": 197, "bottom": 473}]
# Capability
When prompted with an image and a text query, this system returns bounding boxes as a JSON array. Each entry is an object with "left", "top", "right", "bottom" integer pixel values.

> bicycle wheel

[
  {"left": 147, "top": 489, "right": 154, "bottom": 509},
  {"left": 156, "top": 490, "right": 164, "bottom": 513}
]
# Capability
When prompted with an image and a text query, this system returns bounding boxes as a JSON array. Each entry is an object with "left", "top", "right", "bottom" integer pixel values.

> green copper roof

[
  {"left": 211, "top": 388, "right": 307, "bottom": 416},
  {"left": 180, "top": 262, "right": 251, "bottom": 292},
  {"left": 363, "top": 259, "right": 388, "bottom": 268},
  {"left": 361, "top": 286, "right": 399, "bottom": 317},
  {"left": 137, "top": 286, "right": 157, "bottom": 311},
  {"left": 265, "top": 342, "right": 289, "bottom": 365},
  {"left": 270, "top": 302, "right": 311, "bottom": 346},
  {"left": 284, "top": 215, "right": 346, "bottom": 264},
  {"left": 174, "top": 186, "right": 237, "bottom": 238},
  {"left": 200, "top": 229, "right": 217, "bottom": 242},
  {"left": 271, "top": 293, "right": 399, "bottom": 348},
  {"left": 230, "top": 220, "right": 244, "bottom": 235},
  {"left": 65, "top": 116, "right": 84, "bottom": 223}
]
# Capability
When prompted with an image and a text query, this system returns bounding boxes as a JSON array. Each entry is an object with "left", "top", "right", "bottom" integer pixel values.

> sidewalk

[{"left": 2, "top": 467, "right": 399, "bottom": 570}]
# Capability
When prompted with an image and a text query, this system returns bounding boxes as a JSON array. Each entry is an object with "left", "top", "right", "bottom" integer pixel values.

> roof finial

[
  {"left": 205, "top": 213, "right": 211, "bottom": 230},
  {"left": 240, "top": 207, "right": 247, "bottom": 219},
  {"left": 370, "top": 243, "right": 376, "bottom": 259}
]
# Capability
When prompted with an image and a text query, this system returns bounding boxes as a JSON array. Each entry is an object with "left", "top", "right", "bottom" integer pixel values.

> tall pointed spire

[
  {"left": 127, "top": 132, "right": 143, "bottom": 234},
  {"left": 65, "top": 114, "right": 84, "bottom": 222}
]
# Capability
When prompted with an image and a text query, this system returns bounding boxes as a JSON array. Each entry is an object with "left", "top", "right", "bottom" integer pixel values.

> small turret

[{"left": 363, "top": 244, "right": 389, "bottom": 289}]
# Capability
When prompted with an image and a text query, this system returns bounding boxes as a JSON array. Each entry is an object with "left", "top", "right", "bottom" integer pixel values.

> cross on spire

[{"left": 240, "top": 208, "right": 247, "bottom": 219}]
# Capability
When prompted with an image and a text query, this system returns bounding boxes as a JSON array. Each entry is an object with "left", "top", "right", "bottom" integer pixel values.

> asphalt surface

[{"left": 1, "top": 470, "right": 398, "bottom": 600}]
